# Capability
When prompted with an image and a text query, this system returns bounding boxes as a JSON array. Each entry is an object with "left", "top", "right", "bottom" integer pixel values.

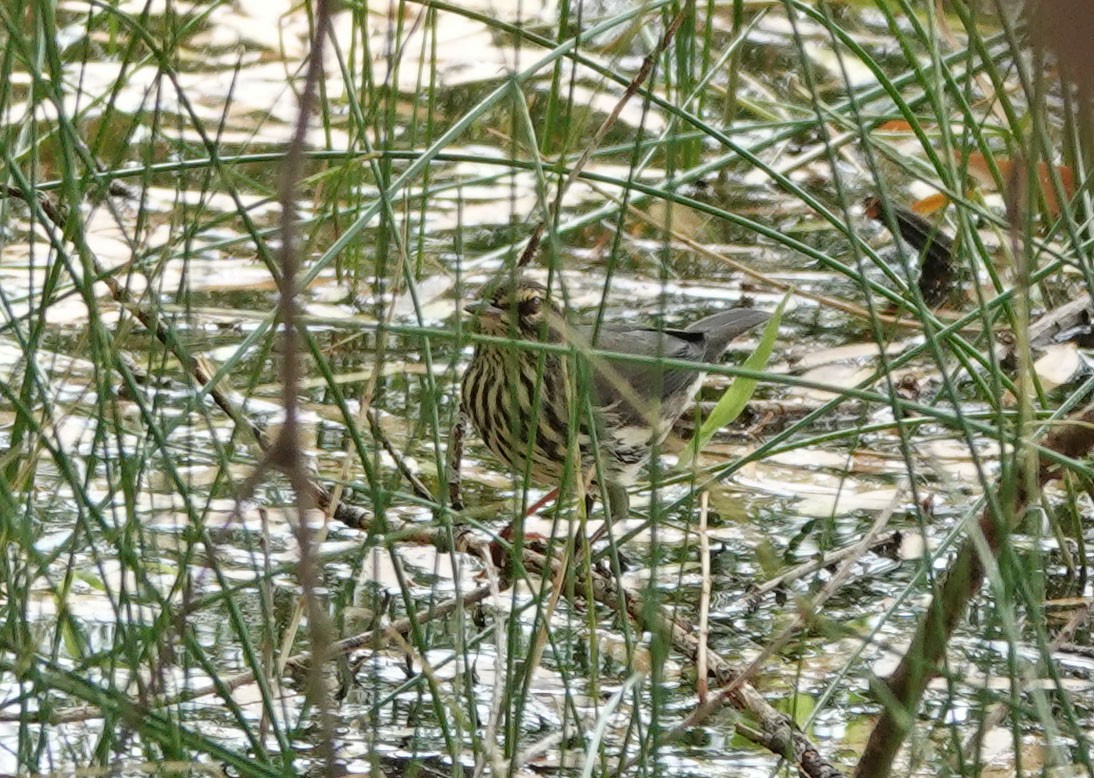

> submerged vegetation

[{"left": 0, "top": 0, "right": 1093, "bottom": 776}]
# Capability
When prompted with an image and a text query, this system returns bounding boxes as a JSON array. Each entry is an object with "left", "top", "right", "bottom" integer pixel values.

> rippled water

[{"left": 0, "top": 1, "right": 1089, "bottom": 776}]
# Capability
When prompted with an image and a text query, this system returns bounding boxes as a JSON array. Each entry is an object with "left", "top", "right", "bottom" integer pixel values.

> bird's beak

[{"left": 464, "top": 300, "right": 503, "bottom": 319}]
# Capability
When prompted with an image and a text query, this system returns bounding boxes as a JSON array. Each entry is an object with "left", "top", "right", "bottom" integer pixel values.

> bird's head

[{"left": 464, "top": 278, "right": 561, "bottom": 340}]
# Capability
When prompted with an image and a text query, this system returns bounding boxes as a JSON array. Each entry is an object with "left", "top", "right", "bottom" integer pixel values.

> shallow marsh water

[{"left": 0, "top": 1, "right": 1090, "bottom": 776}]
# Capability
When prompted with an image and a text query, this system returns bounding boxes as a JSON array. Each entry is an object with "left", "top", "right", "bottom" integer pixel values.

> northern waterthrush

[{"left": 461, "top": 277, "right": 769, "bottom": 520}]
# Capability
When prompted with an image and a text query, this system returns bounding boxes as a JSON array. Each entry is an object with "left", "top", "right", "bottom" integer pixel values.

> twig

[
  {"left": 255, "top": 3, "right": 339, "bottom": 762},
  {"left": 368, "top": 407, "right": 433, "bottom": 502},
  {"left": 856, "top": 403, "right": 1094, "bottom": 778},
  {"left": 1, "top": 184, "right": 68, "bottom": 228},
  {"left": 559, "top": 556, "right": 844, "bottom": 778},
  {"left": 611, "top": 579, "right": 837, "bottom": 776},
  {"left": 674, "top": 491, "right": 900, "bottom": 737},
  {"left": 744, "top": 530, "right": 904, "bottom": 608}
]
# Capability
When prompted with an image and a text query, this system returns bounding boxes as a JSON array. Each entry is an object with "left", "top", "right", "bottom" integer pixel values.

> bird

[{"left": 460, "top": 276, "right": 769, "bottom": 522}]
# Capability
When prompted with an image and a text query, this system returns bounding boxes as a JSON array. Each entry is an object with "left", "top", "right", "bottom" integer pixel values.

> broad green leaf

[{"left": 679, "top": 290, "right": 788, "bottom": 466}]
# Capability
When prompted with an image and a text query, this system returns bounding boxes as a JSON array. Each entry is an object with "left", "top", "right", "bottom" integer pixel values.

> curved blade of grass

[{"left": 679, "top": 290, "right": 789, "bottom": 467}]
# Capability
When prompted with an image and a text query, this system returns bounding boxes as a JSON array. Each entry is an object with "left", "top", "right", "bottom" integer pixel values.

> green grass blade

[{"left": 679, "top": 290, "right": 788, "bottom": 466}]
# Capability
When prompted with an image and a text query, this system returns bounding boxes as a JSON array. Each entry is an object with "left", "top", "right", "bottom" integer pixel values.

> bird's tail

[{"left": 686, "top": 308, "right": 770, "bottom": 360}]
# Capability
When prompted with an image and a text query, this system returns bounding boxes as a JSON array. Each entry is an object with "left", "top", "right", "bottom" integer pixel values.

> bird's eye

[{"left": 521, "top": 296, "right": 542, "bottom": 316}]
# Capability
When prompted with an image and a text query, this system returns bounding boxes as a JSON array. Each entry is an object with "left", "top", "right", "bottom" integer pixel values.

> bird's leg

[
  {"left": 606, "top": 483, "right": 630, "bottom": 524},
  {"left": 585, "top": 482, "right": 629, "bottom": 546},
  {"left": 568, "top": 472, "right": 599, "bottom": 564},
  {"left": 601, "top": 482, "right": 636, "bottom": 572}
]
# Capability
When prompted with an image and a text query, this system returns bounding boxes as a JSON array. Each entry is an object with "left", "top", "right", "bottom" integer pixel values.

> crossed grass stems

[
  {"left": 9, "top": 178, "right": 1087, "bottom": 776},
  {"left": 4, "top": 0, "right": 1089, "bottom": 774}
]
